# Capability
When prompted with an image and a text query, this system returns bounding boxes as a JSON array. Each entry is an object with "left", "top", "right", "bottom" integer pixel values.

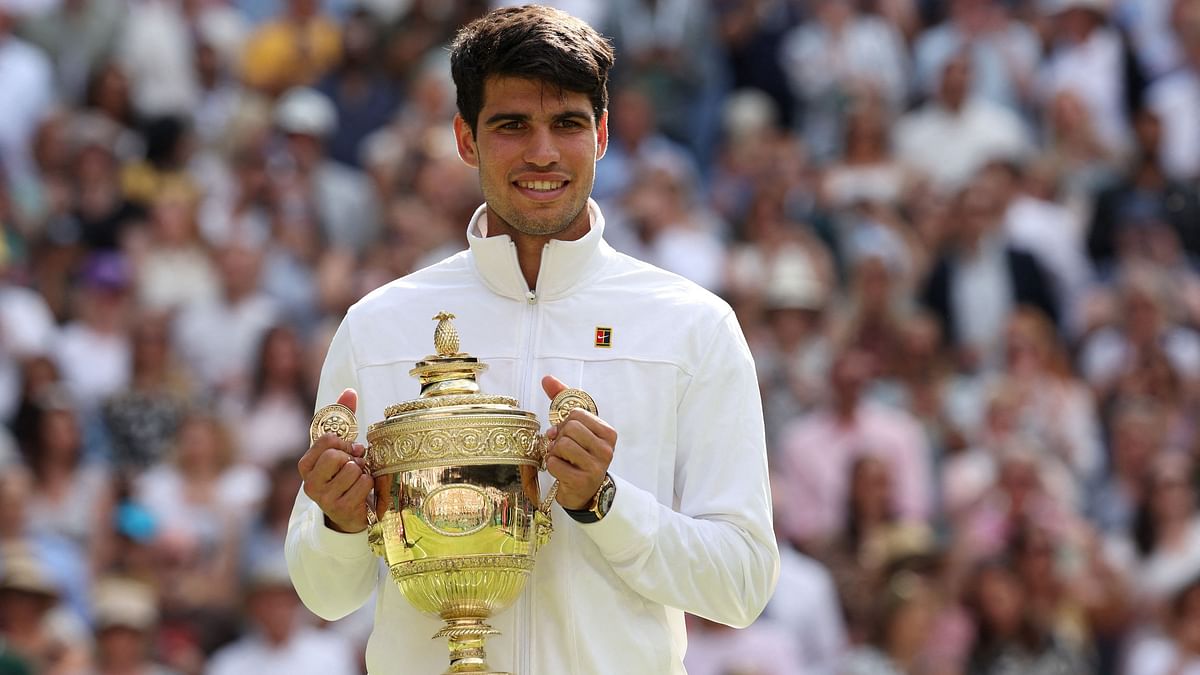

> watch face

[{"left": 596, "top": 482, "right": 616, "bottom": 516}]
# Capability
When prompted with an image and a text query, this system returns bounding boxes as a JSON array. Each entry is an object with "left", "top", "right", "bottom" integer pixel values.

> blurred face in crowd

[
  {"left": 1057, "top": 7, "right": 1103, "bottom": 44},
  {"left": 175, "top": 416, "right": 230, "bottom": 477},
  {"left": 41, "top": 408, "right": 82, "bottom": 466},
  {"left": 938, "top": 55, "right": 972, "bottom": 111},
  {"left": 973, "top": 565, "right": 1024, "bottom": 636},
  {"left": 0, "top": 469, "right": 32, "bottom": 537},
  {"left": 249, "top": 585, "right": 299, "bottom": 645},
  {"left": 849, "top": 455, "right": 893, "bottom": 526},
  {"left": 1148, "top": 457, "right": 1195, "bottom": 528},
  {"left": 96, "top": 626, "right": 149, "bottom": 670},
  {"left": 455, "top": 77, "right": 608, "bottom": 240},
  {"left": 1173, "top": 583, "right": 1200, "bottom": 653},
  {"left": 830, "top": 349, "right": 873, "bottom": 413}
]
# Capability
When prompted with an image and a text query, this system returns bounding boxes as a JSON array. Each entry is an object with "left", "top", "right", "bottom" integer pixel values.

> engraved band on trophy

[{"left": 309, "top": 312, "right": 595, "bottom": 675}]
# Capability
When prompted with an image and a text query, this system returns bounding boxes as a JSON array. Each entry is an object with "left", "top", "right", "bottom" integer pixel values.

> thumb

[
  {"left": 541, "top": 375, "right": 567, "bottom": 401},
  {"left": 336, "top": 387, "right": 358, "bottom": 414}
]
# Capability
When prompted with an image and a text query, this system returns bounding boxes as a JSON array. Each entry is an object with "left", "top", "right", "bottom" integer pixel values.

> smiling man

[{"left": 286, "top": 6, "right": 779, "bottom": 673}]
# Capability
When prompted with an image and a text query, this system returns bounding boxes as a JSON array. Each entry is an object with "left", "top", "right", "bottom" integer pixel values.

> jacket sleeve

[
  {"left": 285, "top": 318, "right": 379, "bottom": 620},
  {"left": 574, "top": 310, "right": 780, "bottom": 628}
]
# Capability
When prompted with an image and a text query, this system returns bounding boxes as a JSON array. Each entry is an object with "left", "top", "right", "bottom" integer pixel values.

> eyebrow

[{"left": 483, "top": 110, "right": 593, "bottom": 126}]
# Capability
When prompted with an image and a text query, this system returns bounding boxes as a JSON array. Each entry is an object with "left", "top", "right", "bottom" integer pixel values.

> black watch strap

[{"left": 563, "top": 505, "right": 600, "bottom": 524}]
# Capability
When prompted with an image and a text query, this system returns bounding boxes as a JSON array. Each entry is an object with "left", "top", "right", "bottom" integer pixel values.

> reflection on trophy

[{"left": 309, "top": 312, "right": 595, "bottom": 675}]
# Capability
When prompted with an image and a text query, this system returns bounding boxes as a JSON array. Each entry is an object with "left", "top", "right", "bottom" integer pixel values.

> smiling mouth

[{"left": 515, "top": 180, "right": 567, "bottom": 192}]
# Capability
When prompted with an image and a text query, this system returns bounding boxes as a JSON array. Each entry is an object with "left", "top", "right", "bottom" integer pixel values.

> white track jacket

[{"left": 286, "top": 200, "right": 779, "bottom": 674}]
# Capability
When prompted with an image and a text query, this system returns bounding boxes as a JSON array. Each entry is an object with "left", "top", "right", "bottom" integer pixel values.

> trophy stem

[{"left": 434, "top": 618, "right": 508, "bottom": 675}]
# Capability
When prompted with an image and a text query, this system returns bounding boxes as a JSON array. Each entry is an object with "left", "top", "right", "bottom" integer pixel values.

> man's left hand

[{"left": 541, "top": 375, "right": 617, "bottom": 510}]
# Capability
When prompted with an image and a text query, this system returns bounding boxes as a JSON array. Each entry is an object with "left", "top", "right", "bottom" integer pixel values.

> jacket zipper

[{"left": 515, "top": 242, "right": 548, "bottom": 675}]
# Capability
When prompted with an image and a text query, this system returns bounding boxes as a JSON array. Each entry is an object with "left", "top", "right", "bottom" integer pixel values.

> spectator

[
  {"left": 1086, "top": 107, "right": 1200, "bottom": 276},
  {"left": 841, "top": 570, "right": 944, "bottom": 675},
  {"left": 761, "top": 542, "right": 846, "bottom": 675},
  {"left": 89, "top": 576, "right": 174, "bottom": 675},
  {"left": 233, "top": 323, "right": 312, "bottom": 468},
  {"left": 101, "top": 312, "right": 192, "bottom": 476},
  {"left": 0, "top": 545, "right": 91, "bottom": 675},
  {"left": 116, "top": 0, "right": 198, "bottom": 118},
  {"left": 962, "top": 558, "right": 1091, "bottom": 674},
  {"left": 777, "top": 346, "right": 932, "bottom": 547},
  {"left": 920, "top": 169, "right": 1059, "bottom": 370},
  {"left": 206, "top": 556, "right": 358, "bottom": 675},
  {"left": 0, "top": 4, "right": 56, "bottom": 199},
  {"left": 1145, "top": 0, "right": 1200, "bottom": 182},
  {"left": 18, "top": 387, "right": 115, "bottom": 573},
  {"left": 1106, "top": 453, "right": 1200, "bottom": 616},
  {"left": 16, "top": 0, "right": 126, "bottom": 105},
  {"left": 172, "top": 241, "right": 279, "bottom": 398},
  {"left": 894, "top": 52, "right": 1032, "bottom": 194},
  {"left": 270, "top": 86, "right": 381, "bottom": 256},
  {"left": 52, "top": 252, "right": 134, "bottom": 413},
  {"left": 314, "top": 8, "right": 400, "bottom": 168},
  {"left": 1037, "top": 0, "right": 1131, "bottom": 158},
  {"left": 913, "top": 0, "right": 1040, "bottom": 112},
  {"left": 239, "top": 0, "right": 342, "bottom": 96},
  {"left": 1126, "top": 575, "right": 1200, "bottom": 675},
  {"left": 779, "top": 0, "right": 908, "bottom": 161}
]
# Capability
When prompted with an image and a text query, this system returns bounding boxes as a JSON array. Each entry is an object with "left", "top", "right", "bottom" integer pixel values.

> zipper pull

[{"left": 526, "top": 291, "right": 536, "bottom": 304}]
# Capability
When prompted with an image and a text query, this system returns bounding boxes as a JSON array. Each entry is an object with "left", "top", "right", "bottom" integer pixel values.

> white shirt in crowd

[
  {"left": 0, "top": 32, "right": 55, "bottom": 194},
  {"left": 893, "top": 99, "right": 1032, "bottom": 193},
  {"left": 206, "top": 626, "right": 359, "bottom": 675},
  {"left": 763, "top": 545, "right": 847, "bottom": 675},
  {"left": 1039, "top": 27, "right": 1130, "bottom": 156},
  {"left": 1147, "top": 67, "right": 1200, "bottom": 181}
]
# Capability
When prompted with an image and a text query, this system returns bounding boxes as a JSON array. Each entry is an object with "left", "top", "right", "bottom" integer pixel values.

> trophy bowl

[{"left": 310, "top": 312, "right": 594, "bottom": 675}]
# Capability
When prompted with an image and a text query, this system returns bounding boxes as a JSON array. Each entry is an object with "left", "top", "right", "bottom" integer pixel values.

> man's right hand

[{"left": 298, "top": 388, "right": 373, "bottom": 533}]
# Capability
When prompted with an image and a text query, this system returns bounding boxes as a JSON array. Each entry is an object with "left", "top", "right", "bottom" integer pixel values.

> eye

[
  {"left": 497, "top": 121, "right": 525, "bottom": 131},
  {"left": 556, "top": 118, "right": 584, "bottom": 129}
]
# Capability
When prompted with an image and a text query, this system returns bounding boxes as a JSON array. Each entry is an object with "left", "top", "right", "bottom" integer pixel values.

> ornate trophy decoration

[{"left": 309, "top": 312, "right": 596, "bottom": 675}]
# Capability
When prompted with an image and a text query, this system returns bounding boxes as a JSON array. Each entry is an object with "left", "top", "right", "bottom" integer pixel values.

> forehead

[{"left": 479, "top": 76, "right": 593, "bottom": 116}]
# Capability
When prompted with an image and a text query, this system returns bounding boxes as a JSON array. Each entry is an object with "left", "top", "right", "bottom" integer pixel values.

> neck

[
  {"left": 513, "top": 234, "right": 550, "bottom": 291},
  {"left": 484, "top": 205, "right": 592, "bottom": 292}
]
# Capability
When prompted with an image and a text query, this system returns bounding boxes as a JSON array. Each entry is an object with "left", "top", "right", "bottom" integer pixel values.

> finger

[
  {"left": 309, "top": 448, "right": 354, "bottom": 485},
  {"left": 561, "top": 409, "right": 617, "bottom": 445},
  {"left": 336, "top": 388, "right": 358, "bottom": 414},
  {"left": 548, "top": 435, "right": 601, "bottom": 473},
  {"left": 298, "top": 434, "right": 353, "bottom": 478},
  {"left": 327, "top": 459, "right": 366, "bottom": 496},
  {"left": 546, "top": 455, "right": 589, "bottom": 483},
  {"left": 340, "top": 472, "right": 374, "bottom": 506},
  {"left": 541, "top": 375, "right": 567, "bottom": 402},
  {"left": 350, "top": 442, "right": 366, "bottom": 458},
  {"left": 557, "top": 419, "right": 615, "bottom": 464}
]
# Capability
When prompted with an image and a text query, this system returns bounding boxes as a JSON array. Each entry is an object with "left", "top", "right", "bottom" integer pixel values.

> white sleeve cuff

[
  {"left": 571, "top": 473, "right": 658, "bottom": 563},
  {"left": 305, "top": 504, "right": 374, "bottom": 560}
]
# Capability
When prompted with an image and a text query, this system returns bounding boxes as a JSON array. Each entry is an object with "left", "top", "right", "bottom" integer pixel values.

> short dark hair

[{"left": 450, "top": 5, "right": 614, "bottom": 133}]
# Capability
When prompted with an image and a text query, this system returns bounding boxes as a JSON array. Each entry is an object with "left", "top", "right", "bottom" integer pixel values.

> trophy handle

[{"left": 366, "top": 502, "right": 386, "bottom": 558}]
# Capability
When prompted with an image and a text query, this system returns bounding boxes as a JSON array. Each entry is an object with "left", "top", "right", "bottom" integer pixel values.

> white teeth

[{"left": 517, "top": 180, "right": 564, "bottom": 191}]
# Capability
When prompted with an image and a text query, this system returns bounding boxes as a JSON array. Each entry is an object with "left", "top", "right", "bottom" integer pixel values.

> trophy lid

[
  {"left": 366, "top": 312, "right": 536, "bottom": 474},
  {"left": 381, "top": 312, "right": 519, "bottom": 418}
]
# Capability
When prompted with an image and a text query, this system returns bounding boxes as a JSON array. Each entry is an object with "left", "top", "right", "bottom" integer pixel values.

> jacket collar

[{"left": 467, "top": 199, "right": 609, "bottom": 301}]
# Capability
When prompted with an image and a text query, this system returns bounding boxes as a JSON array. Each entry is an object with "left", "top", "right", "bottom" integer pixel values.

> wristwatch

[{"left": 563, "top": 473, "right": 616, "bottom": 524}]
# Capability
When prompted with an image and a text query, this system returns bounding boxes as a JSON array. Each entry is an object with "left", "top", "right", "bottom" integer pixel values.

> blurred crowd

[{"left": 0, "top": 0, "right": 1199, "bottom": 673}]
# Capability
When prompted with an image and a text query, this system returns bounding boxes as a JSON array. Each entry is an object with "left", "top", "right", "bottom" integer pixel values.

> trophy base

[{"left": 435, "top": 617, "right": 509, "bottom": 675}]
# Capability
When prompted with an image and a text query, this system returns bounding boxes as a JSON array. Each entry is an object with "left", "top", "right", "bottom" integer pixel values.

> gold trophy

[{"left": 309, "top": 312, "right": 595, "bottom": 675}]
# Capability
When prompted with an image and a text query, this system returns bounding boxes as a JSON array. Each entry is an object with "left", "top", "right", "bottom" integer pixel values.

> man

[
  {"left": 286, "top": 6, "right": 778, "bottom": 673},
  {"left": 208, "top": 557, "right": 358, "bottom": 675}
]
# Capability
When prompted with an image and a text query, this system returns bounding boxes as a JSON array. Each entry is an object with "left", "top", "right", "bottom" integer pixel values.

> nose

[{"left": 523, "top": 126, "right": 560, "bottom": 167}]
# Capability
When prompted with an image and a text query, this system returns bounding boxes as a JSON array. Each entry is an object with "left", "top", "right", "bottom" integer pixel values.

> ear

[
  {"left": 595, "top": 110, "right": 609, "bottom": 161},
  {"left": 453, "top": 114, "right": 479, "bottom": 169}
]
